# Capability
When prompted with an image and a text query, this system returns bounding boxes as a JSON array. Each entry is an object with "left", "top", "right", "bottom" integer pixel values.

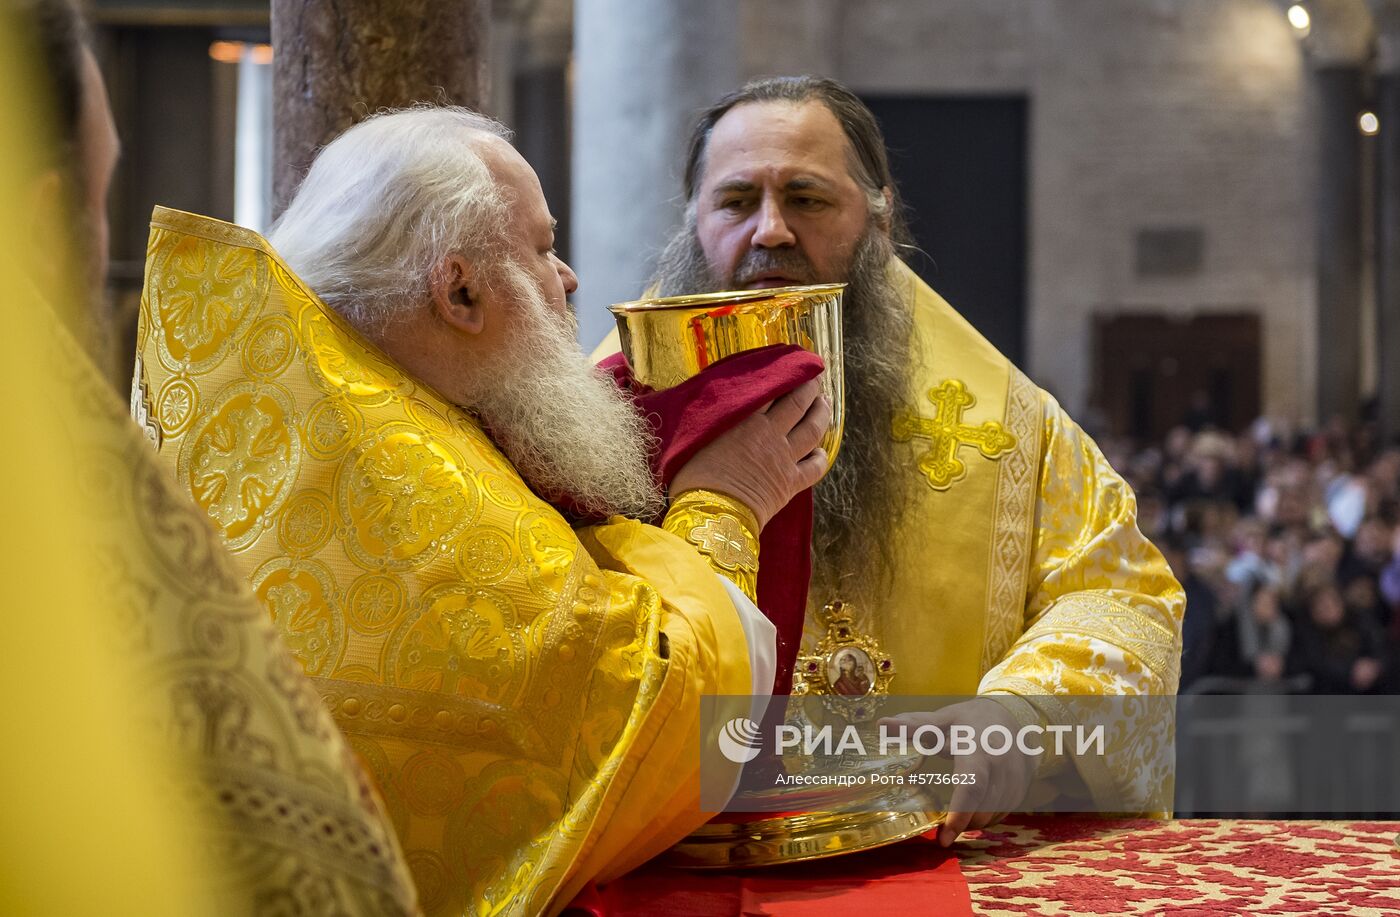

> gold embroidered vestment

[
  {"left": 135, "top": 208, "right": 754, "bottom": 916},
  {"left": 594, "top": 260, "right": 1185, "bottom": 811}
]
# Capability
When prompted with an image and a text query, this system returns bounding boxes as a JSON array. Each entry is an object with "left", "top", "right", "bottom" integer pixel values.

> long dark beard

[{"left": 653, "top": 224, "right": 916, "bottom": 605}]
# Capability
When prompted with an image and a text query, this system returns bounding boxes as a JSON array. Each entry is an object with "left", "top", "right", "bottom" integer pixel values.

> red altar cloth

[{"left": 571, "top": 831, "right": 972, "bottom": 916}]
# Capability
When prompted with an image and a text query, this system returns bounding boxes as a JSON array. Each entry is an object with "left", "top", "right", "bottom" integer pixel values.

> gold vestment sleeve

[
  {"left": 6, "top": 283, "right": 417, "bottom": 912},
  {"left": 979, "top": 399, "right": 1184, "bottom": 812},
  {"left": 662, "top": 489, "right": 761, "bottom": 601},
  {"left": 560, "top": 517, "right": 754, "bottom": 906},
  {"left": 134, "top": 208, "right": 765, "bottom": 915}
]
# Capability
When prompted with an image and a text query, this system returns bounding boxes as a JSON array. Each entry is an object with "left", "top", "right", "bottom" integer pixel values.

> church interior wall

[
  {"left": 86, "top": 0, "right": 1327, "bottom": 430},
  {"left": 740, "top": 0, "right": 1318, "bottom": 427}
]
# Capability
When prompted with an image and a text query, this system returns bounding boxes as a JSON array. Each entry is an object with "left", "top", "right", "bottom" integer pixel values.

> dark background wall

[{"left": 864, "top": 95, "right": 1029, "bottom": 366}]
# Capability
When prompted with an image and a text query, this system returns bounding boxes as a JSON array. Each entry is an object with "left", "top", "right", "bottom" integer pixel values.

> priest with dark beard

[{"left": 594, "top": 75, "right": 1185, "bottom": 844}]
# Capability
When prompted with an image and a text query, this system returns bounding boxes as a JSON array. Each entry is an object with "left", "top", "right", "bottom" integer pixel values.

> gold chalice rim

[{"left": 608, "top": 282, "right": 847, "bottom": 315}]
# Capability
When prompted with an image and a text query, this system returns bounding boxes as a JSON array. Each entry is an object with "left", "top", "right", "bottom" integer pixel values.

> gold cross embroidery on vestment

[
  {"left": 688, "top": 516, "right": 757, "bottom": 571},
  {"left": 892, "top": 379, "right": 1016, "bottom": 490}
]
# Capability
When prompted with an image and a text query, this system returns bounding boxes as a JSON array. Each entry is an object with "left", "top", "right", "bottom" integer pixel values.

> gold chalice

[
  {"left": 611, "top": 286, "right": 943, "bottom": 867},
  {"left": 608, "top": 283, "right": 845, "bottom": 467}
]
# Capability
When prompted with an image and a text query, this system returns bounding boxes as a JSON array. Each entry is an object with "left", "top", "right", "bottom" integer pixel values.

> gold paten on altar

[
  {"left": 665, "top": 706, "right": 943, "bottom": 869},
  {"left": 792, "top": 600, "right": 895, "bottom": 723},
  {"left": 663, "top": 808, "right": 941, "bottom": 869}
]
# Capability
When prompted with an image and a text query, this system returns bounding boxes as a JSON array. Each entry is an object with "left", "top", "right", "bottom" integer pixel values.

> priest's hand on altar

[
  {"left": 669, "top": 377, "right": 832, "bottom": 529},
  {"left": 881, "top": 698, "right": 1036, "bottom": 847}
]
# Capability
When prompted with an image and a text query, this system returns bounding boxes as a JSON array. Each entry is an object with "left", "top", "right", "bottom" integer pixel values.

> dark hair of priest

[{"left": 680, "top": 74, "right": 913, "bottom": 247}]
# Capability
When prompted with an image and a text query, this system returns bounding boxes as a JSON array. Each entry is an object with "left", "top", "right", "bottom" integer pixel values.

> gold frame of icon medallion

[{"left": 667, "top": 601, "right": 943, "bottom": 868}]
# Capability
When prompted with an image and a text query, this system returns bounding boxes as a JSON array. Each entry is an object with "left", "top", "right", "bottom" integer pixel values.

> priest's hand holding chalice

[
  {"left": 609, "top": 282, "right": 847, "bottom": 472},
  {"left": 609, "top": 284, "right": 947, "bottom": 867},
  {"left": 606, "top": 282, "right": 845, "bottom": 610}
]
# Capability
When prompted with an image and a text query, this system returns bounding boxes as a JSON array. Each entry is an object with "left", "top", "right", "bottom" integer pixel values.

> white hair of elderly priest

[{"left": 269, "top": 106, "right": 513, "bottom": 333}]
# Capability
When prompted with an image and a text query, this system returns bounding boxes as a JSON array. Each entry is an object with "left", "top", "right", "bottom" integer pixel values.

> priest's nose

[
  {"left": 557, "top": 256, "right": 579, "bottom": 295},
  {"left": 751, "top": 198, "right": 797, "bottom": 249}
]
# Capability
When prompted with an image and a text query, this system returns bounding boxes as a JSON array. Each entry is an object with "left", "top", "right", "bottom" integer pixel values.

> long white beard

[{"left": 459, "top": 264, "right": 663, "bottom": 519}]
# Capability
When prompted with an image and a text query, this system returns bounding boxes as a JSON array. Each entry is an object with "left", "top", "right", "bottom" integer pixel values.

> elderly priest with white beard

[{"left": 133, "top": 106, "right": 830, "bottom": 917}]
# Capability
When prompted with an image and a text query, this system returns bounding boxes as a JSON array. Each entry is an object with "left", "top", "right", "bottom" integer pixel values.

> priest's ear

[
  {"left": 429, "top": 253, "right": 486, "bottom": 335},
  {"left": 876, "top": 186, "right": 895, "bottom": 236}
]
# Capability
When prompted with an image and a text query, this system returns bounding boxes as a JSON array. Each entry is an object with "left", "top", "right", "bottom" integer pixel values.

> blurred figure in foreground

[{"left": 2, "top": 1, "right": 419, "bottom": 912}]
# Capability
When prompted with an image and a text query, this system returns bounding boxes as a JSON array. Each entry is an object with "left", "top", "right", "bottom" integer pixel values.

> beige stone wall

[{"left": 739, "top": 0, "right": 1318, "bottom": 424}]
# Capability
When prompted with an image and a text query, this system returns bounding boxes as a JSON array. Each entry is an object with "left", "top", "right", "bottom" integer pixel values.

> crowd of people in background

[{"left": 1097, "top": 414, "right": 1400, "bottom": 694}]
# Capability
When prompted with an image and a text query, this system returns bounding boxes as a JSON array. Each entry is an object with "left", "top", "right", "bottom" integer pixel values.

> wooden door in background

[{"left": 1093, "top": 313, "right": 1261, "bottom": 442}]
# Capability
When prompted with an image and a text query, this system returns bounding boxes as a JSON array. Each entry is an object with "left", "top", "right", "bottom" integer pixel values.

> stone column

[
  {"left": 510, "top": 5, "right": 573, "bottom": 260},
  {"left": 271, "top": 0, "right": 491, "bottom": 217},
  {"left": 571, "top": 0, "right": 740, "bottom": 348},
  {"left": 1373, "top": 0, "right": 1400, "bottom": 442},
  {"left": 1305, "top": 0, "right": 1375, "bottom": 425}
]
